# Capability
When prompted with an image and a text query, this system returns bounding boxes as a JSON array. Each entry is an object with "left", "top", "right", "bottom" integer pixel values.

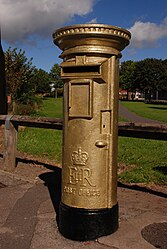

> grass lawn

[
  {"left": 18, "top": 128, "right": 62, "bottom": 163},
  {"left": 18, "top": 97, "right": 167, "bottom": 184},
  {"left": 121, "top": 101, "right": 167, "bottom": 123},
  {"left": 35, "top": 97, "right": 63, "bottom": 118},
  {"left": 18, "top": 97, "right": 63, "bottom": 163},
  {"left": 118, "top": 137, "right": 167, "bottom": 184},
  {"left": 119, "top": 101, "right": 167, "bottom": 184}
]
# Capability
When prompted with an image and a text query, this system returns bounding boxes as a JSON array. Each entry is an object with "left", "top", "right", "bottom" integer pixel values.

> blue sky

[{"left": 1, "top": 0, "right": 167, "bottom": 72}]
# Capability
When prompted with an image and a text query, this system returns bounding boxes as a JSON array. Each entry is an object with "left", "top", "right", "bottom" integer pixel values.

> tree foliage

[
  {"left": 162, "top": 59, "right": 167, "bottom": 90},
  {"left": 30, "top": 68, "right": 51, "bottom": 94},
  {"left": 50, "top": 63, "right": 63, "bottom": 88},
  {"left": 120, "top": 60, "right": 137, "bottom": 91},
  {"left": 0, "top": 31, "right": 7, "bottom": 114},
  {"left": 120, "top": 58, "right": 167, "bottom": 95},
  {"left": 134, "top": 58, "right": 166, "bottom": 93},
  {"left": 5, "top": 47, "right": 35, "bottom": 103}
]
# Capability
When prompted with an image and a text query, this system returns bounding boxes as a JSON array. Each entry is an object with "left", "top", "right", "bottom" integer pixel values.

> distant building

[
  {"left": 119, "top": 89, "right": 144, "bottom": 101},
  {"left": 119, "top": 88, "right": 167, "bottom": 103},
  {"left": 145, "top": 90, "right": 167, "bottom": 103}
]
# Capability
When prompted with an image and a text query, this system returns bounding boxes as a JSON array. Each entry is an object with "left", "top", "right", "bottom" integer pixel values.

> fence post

[{"left": 3, "top": 115, "right": 18, "bottom": 171}]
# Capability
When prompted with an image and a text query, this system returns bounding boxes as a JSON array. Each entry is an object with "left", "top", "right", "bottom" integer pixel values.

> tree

[
  {"left": 119, "top": 60, "right": 137, "bottom": 99},
  {"left": 134, "top": 59, "right": 164, "bottom": 91},
  {"left": 133, "top": 58, "right": 166, "bottom": 100},
  {"left": 5, "top": 47, "right": 35, "bottom": 104},
  {"left": 120, "top": 58, "right": 167, "bottom": 101},
  {"left": 162, "top": 59, "right": 167, "bottom": 90},
  {"left": 30, "top": 68, "right": 51, "bottom": 94},
  {"left": 50, "top": 63, "right": 63, "bottom": 89},
  {"left": 0, "top": 29, "right": 7, "bottom": 114}
]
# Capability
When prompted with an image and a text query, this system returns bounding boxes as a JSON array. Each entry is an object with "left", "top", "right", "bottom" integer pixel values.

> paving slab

[
  {"left": 99, "top": 187, "right": 167, "bottom": 249},
  {"left": 0, "top": 183, "right": 33, "bottom": 226},
  {"left": 0, "top": 169, "right": 166, "bottom": 249},
  {"left": 30, "top": 198, "right": 117, "bottom": 249},
  {"left": 0, "top": 183, "right": 49, "bottom": 249}
]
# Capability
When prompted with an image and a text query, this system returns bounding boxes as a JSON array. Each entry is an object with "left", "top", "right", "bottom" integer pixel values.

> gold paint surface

[
  {"left": 53, "top": 24, "right": 130, "bottom": 209},
  {"left": 69, "top": 80, "right": 93, "bottom": 118}
]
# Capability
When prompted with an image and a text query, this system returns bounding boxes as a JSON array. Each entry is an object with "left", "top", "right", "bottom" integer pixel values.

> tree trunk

[{"left": 126, "top": 90, "right": 129, "bottom": 100}]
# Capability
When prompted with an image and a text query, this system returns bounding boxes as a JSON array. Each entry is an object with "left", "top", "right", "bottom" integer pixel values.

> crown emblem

[{"left": 71, "top": 147, "right": 88, "bottom": 166}]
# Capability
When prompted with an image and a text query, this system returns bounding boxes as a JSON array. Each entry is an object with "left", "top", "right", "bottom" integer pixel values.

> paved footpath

[
  {"left": 119, "top": 102, "right": 164, "bottom": 124},
  {"left": 0, "top": 167, "right": 166, "bottom": 249}
]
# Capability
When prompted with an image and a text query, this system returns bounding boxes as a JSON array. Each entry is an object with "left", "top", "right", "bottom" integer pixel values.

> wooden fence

[{"left": 0, "top": 115, "right": 167, "bottom": 172}]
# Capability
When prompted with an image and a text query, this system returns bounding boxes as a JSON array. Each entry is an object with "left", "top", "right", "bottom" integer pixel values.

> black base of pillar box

[{"left": 58, "top": 202, "right": 118, "bottom": 241}]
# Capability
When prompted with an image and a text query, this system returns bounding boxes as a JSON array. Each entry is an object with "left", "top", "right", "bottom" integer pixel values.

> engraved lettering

[
  {"left": 80, "top": 168, "right": 95, "bottom": 187},
  {"left": 64, "top": 186, "right": 76, "bottom": 195},
  {"left": 64, "top": 185, "right": 100, "bottom": 197},
  {"left": 69, "top": 166, "right": 78, "bottom": 185},
  {"left": 68, "top": 166, "right": 96, "bottom": 187},
  {"left": 78, "top": 188, "right": 100, "bottom": 197}
]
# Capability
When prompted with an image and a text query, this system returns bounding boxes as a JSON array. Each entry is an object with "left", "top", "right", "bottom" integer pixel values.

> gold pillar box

[{"left": 53, "top": 24, "right": 131, "bottom": 241}]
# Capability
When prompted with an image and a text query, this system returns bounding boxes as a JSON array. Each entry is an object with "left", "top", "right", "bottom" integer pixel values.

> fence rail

[{"left": 0, "top": 115, "right": 167, "bottom": 172}]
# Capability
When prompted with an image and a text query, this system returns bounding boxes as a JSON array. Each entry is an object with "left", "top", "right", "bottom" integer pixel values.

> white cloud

[
  {"left": 129, "top": 19, "right": 167, "bottom": 49},
  {"left": 88, "top": 18, "right": 97, "bottom": 24},
  {"left": 0, "top": 0, "right": 95, "bottom": 44}
]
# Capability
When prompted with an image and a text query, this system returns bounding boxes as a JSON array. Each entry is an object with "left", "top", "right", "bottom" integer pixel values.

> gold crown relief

[{"left": 71, "top": 147, "right": 88, "bottom": 166}]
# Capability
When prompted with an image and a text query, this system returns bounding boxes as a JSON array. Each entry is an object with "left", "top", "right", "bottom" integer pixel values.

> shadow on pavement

[
  {"left": 39, "top": 167, "right": 62, "bottom": 223},
  {"left": 16, "top": 156, "right": 59, "bottom": 170},
  {"left": 118, "top": 181, "right": 167, "bottom": 198}
]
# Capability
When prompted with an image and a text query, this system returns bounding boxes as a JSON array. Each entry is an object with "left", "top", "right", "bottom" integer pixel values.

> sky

[{"left": 1, "top": 0, "right": 167, "bottom": 72}]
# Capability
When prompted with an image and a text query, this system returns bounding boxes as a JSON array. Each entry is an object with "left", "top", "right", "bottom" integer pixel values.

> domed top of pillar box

[{"left": 53, "top": 24, "right": 131, "bottom": 58}]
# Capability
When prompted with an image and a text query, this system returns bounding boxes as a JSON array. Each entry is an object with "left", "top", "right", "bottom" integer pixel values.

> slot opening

[{"left": 62, "top": 65, "right": 100, "bottom": 74}]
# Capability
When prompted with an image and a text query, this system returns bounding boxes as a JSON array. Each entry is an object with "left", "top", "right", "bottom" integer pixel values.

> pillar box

[{"left": 53, "top": 24, "right": 131, "bottom": 241}]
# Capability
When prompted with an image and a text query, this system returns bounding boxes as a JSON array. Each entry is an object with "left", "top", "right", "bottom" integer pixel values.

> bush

[
  {"left": 14, "top": 103, "right": 37, "bottom": 115},
  {"left": 13, "top": 96, "right": 43, "bottom": 115}
]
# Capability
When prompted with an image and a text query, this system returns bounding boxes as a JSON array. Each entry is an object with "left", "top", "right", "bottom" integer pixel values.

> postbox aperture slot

[
  {"left": 69, "top": 80, "right": 93, "bottom": 118},
  {"left": 62, "top": 65, "right": 100, "bottom": 75},
  {"left": 61, "top": 61, "right": 108, "bottom": 83}
]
